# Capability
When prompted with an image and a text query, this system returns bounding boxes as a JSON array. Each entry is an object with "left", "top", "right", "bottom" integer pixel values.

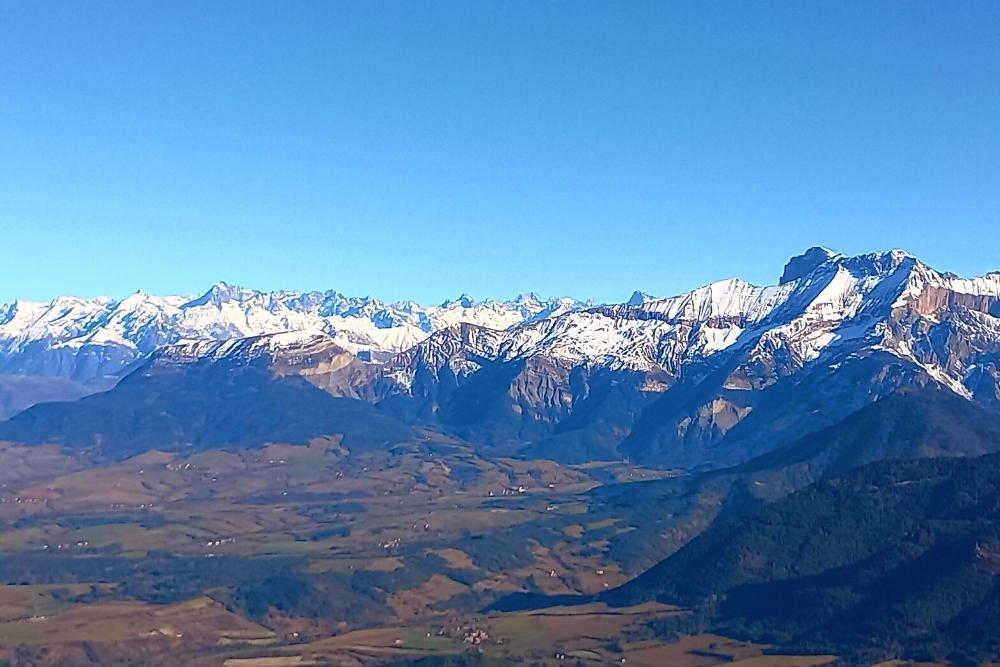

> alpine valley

[{"left": 0, "top": 248, "right": 999, "bottom": 667}]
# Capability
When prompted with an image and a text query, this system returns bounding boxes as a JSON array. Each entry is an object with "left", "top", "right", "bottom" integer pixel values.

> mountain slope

[
  {"left": 736, "top": 385, "right": 1000, "bottom": 484},
  {"left": 606, "top": 453, "right": 1000, "bottom": 663},
  {"left": 0, "top": 374, "right": 115, "bottom": 421},
  {"left": 558, "top": 387, "right": 1000, "bottom": 584},
  {"left": 0, "top": 332, "right": 411, "bottom": 459}
]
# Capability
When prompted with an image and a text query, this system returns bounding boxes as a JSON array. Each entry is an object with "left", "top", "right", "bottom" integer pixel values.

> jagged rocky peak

[
  {"left": 627, "top": 290, "right": 655, "bottom": 305},
  {"left": 183, "top": 280, "right": 258, "bottom": 308},
  {"left": 514, "top": 291, "right": 539, "bottom": 302},
  {"left": 779, "top": 247, "right": 840, "bottom": 284},
  {"left": 440, "top": 293, "right": 476, "bottom": 309},
  {"left": 0, "top": 301, "right": 17, "bottom": 325},
  {"left": 513, "top": 292, "right": 543, "bottom": 308}
]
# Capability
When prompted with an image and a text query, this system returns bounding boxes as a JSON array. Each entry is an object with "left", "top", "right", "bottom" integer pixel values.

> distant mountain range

[
  {"left": 0, "top": 285, "right": 587, "bottom": 420},
  {"left": 0, "top": 283, "right": 588, "bottom": 377},
  {"left": 3, "top": 247, "right": 1000, "bottom": 469}
]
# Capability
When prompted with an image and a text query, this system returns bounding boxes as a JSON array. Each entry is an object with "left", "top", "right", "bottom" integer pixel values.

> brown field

[{"left": 204, "top": 603, "right": 835, "bottom": 667}]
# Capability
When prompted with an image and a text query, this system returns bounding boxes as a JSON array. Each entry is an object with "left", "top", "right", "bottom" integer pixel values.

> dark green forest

[{"left": 607, "top": 453, "right": 1000, "bottom": 664}]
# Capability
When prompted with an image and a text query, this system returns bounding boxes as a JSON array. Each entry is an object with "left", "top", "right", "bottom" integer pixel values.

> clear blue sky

[{"left": 2, "top": 2, "right": 998, "bottom": 305}]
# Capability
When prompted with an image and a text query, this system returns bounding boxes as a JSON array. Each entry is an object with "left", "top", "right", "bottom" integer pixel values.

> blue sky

[{"left": 1, "top": 2, "right": 998, "bottom": 304}]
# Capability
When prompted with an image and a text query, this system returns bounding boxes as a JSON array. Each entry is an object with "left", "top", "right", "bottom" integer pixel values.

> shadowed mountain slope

[
  {"left": 605, "top": 452, "right": 1000, "bottom": 663},
  {"left": 0, "top": 333, "right": 411, "bottom": 459},
  {"left": 735, "top": 385, "right": 1000, "bottom": 485}
]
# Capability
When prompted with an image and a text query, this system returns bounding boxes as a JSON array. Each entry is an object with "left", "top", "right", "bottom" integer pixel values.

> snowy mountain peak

[
  {"left": 183, "top": 281, "right": 257, "bottom": 308},
  {"left": 155, "top": 330, "right": 343, "bottom": 366}
]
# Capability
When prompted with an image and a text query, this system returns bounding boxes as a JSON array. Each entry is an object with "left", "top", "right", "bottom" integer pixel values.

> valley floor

[
  {"left": 0, "top": 435, "right": 703, "bottom": 665},
  {"left": 1, "top": 433, "right": 993, "bottom": 666}
]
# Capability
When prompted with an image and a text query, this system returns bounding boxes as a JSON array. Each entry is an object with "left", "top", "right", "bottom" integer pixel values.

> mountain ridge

[
  {"left": 3, "top": 247, "right": 1000, "bottom": 469},
  {"left": 0, "top": 330, "right": 412, "bottom": 459},
  {"left": 0, "top": 284, "right": 591, "bottom": 378},
  {"left": 341, "top": 248, "right": 1000, "bottom": 467}
]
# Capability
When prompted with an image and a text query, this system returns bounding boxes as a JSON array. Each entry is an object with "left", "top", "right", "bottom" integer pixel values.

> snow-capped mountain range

[
  {"left": 315, "top": 246, "right": 999, "bottom": 467},
  {"left": 374, "top": 247, "right": 1000, "bottom": 393},
  {"left": 0, "top": 283, "right": 589, "bottom": 379},
  {"left": 3, "top": 247, "right": 1000, "bottom": 470}
]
